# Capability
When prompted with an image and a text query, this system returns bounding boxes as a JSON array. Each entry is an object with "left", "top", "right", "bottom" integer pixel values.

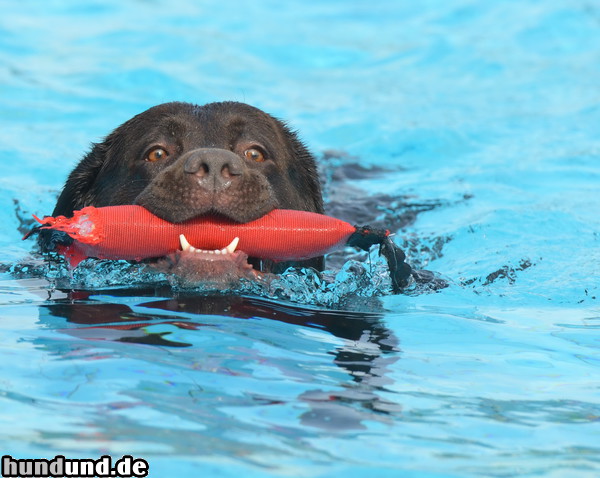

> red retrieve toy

[
  {"left": 31, "top": 206, "right": 359, "bottom": 265},
  {"left": 26, "top": 205, "right": 413, "bottom": 290}
]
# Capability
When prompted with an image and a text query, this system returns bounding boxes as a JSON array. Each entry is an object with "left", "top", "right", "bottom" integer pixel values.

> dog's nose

[{"left": 183, "top": 148, "right": 245, "bottom": 190}]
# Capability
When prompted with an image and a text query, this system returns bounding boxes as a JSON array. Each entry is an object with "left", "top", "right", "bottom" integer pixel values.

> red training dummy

[{"left": 31, "top": 205, "right": 360, "bottom": 268}]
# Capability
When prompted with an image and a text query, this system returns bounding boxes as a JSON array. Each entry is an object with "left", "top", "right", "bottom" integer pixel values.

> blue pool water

[{"left": 1, "top": 1, "right": 599, "bottom": 477}]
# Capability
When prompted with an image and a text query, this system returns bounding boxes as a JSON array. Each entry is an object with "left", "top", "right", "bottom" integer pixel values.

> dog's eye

[
  {"left": 244, "top": 148, "right": 265, "bottom": 162},
  {"left": 145, "top": 147, "right": 169, "bottom": 162}
]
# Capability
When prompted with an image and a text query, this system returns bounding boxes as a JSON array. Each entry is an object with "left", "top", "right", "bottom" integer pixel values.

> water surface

[{"left": 1, "top": 1, "right": 599, "bottom": 477}]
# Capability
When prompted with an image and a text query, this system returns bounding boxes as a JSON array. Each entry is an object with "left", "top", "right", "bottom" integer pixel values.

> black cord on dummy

[{"left": 346, "top": 225, "right": 413, "bottom": 293}]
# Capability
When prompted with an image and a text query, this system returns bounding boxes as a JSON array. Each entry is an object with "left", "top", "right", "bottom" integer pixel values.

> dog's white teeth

[
  {"left": 226, "top": 237, "right": 239, "bottom": 254},
  {"left": 179, "top": 234, "right": 239, "bottom": 255},
  {"left": 180, "top": 234, "right": 192, "bottom": 252}
]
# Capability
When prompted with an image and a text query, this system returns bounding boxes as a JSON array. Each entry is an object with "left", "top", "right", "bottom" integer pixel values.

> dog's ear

[
  {"left": 52, "top": 141, "right": 109, "bottom": 217},
  {"left": 285, "top": 128, "right": 324, "bottom": 215}
]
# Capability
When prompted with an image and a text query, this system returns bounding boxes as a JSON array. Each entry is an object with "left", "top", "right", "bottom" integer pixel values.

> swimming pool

[{"left": 1, "top": 1, "right": 599, "bottom": 477}]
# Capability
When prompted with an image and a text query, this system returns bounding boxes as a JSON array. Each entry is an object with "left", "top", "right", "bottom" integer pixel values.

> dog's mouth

[
  {"left": 153, "top": 233, "right": 259, "bottom": 287},
  {"left": 174, "top": 233, "right": 252, "bottom": 268},
  {"left": 179, "top": 234, "right": 240, "bottom": 258}
]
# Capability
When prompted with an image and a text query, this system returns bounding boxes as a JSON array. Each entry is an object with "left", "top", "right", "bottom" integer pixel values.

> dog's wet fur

[{"left": 40, "top": 101, "right": 325, "bottom": 273}]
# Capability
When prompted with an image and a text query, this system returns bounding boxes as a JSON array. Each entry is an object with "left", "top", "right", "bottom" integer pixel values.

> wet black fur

[{"left": 40, "top": 101, "right": 324, "bottom": 272}]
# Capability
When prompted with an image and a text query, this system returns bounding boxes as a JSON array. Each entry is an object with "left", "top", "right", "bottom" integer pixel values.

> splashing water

[
  {"left": 28, "top": 245, "right": 400, "bottom": 309},
  {"left": 1, "top": 1, "right": 599, "bottom": 477}
]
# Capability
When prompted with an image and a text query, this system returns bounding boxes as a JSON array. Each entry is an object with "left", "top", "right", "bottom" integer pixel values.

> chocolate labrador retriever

[
  {"left": 37, "top": 101, "right": 418, "bottom": 289},
  {"left": 40, "top": 101, "right": 325, "bottom": 273}
]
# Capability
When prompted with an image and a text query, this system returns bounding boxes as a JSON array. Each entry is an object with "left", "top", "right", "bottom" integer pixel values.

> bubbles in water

[
  {"left": 32, "top": 248, "right": 398, "bottom": 306},
  {"left": 266, "top": 259, "right": 387, "bottom": 306},
  {"left": 41, "top": 258, "right": 169, "bottom": 291}
]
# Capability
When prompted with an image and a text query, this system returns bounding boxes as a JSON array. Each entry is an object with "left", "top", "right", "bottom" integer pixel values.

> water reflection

[{"left": 41, "top": 288, "right": 402, "bottom": 433}]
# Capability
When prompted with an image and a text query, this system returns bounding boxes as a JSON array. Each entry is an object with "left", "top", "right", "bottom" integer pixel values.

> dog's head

[{"left": 53, "top": 102, "right": 323, "bottom": 223}]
